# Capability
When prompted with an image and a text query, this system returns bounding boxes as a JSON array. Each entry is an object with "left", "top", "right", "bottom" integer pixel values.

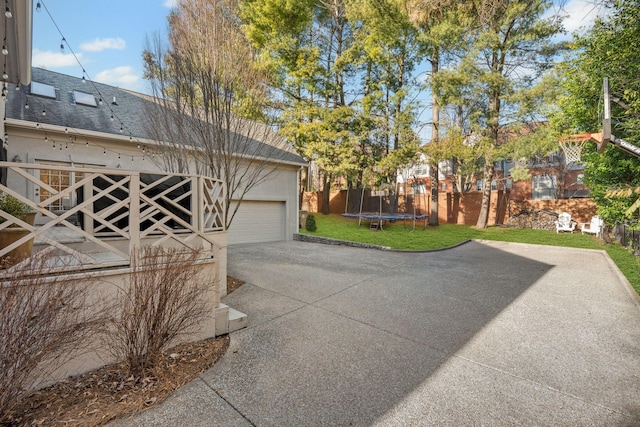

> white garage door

[{"left": 228, "top": 201, "right": 286, "bottom": 245}]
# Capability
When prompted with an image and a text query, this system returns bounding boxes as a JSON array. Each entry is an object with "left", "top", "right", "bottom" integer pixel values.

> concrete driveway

[{"left": 117, "top": 240, "right": 640, "bottom": 426}]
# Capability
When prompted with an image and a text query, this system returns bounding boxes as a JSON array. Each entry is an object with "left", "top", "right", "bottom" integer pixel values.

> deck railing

[{"left": 0, "top": 162, "right": 225, "bottom": 271}]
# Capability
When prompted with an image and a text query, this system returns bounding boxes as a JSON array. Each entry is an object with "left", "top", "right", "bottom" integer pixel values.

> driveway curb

[{"left": 293, "top": 232, "right": 472, "bottom": 253}]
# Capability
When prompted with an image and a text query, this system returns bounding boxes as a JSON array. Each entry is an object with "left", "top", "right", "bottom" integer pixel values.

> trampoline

[
  {"left": 341, "top": 212, "right": 429, "bottom": 231},
  {"left": 341, "top": 181, "right": 429, "bottom": 231}
]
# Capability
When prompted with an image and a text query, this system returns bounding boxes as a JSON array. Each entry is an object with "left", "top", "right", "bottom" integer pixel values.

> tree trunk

[
  {"left": 476, "top": 162, "right": 494, "bottom": 229},
  {"left": 429, "top": 49, "right": 440, "bottom": 226},
  {"left": 453, "top": 104, "right": 463, "bottom": 193},
  {"left": 477, "top": 62, "right": 500, "bottom": 229},
  {"left": 322, "top": 174, "right": 331, "bottom": 215}
]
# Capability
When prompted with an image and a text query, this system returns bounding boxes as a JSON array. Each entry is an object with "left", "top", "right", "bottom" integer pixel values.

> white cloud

[
  {"left": 163, "top": 0, "right": 177, "bottom": 8},
  {"left": 94, "top": 66, "right": 139, "bottom": 88},
  {"left": 560, "top": 0, "right": 610, "bottom": 35},
  {"left": 79, "top": 38, "right": 126, "bottom": 52},
  {"left": 32, "top": 49, "right": 82, "bottom": 68}
]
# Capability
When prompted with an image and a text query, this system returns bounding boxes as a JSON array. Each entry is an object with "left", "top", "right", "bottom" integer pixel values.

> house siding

[
  {"left": 5, "top": 127, "right": 301, "bottom": 241},
  {"left": 3, "top": 68, "right": 306, "bottom": 244}
]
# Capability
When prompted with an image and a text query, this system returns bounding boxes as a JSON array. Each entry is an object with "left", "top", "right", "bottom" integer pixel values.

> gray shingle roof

[{"left": 6, "top": 68, "right": 306, "bottom": 165}]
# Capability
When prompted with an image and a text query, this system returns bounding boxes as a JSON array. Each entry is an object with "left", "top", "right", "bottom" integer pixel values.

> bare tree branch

[{"left": 143, "top": 0, "right": 301, "bottom": 228}]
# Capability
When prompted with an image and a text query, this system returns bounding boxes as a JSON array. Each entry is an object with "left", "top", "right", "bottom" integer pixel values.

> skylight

[
  {"left": 73, "top": 90, "right": 97, "bottom": 107},
  {"left": 30, "top": 81, "right": 56, "bottom": 99}
]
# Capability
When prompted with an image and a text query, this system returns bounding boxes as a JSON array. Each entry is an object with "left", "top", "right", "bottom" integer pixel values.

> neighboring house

[
  {"left": 398, "top": 155, "right": 461, "bottom": 201},
  {"left": 402, "top": 154, "right": 587, "bottom": 199},
  {"left": 3, "top": 67, "right": 307, "bottom": 244},
  {"left": 386, "top": 132, "right": 592, "bottom": 225},
  {"left": 494, "top": 153, "right": 589, "bottom": 201},
  {"left": 402, "top": 129, "right": 589, "bottom": 202}
]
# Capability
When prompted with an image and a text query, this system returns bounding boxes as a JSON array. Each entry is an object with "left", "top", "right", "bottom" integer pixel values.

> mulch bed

[
  {"left": 4, "top": 276, "right": 245, "bottom": 426},
  {"left": 227, "top": 276, "right": 244, "bottom": 294}
]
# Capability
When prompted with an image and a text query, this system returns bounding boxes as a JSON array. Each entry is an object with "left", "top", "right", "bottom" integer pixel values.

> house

[
  {"left": 393, "top": 152, "right": 591, "bottom": 223},
  {"left": 0, "top": 0, "right": 255, "bottom": 385},
  {"left": 0, "top": 1, "right": 304, "bottom": 386},
  {"left": 492, "top": 153, "right": 589, "bottom": 200},
  {"left": 3, "top": 67, "right": 307, "bottom": 245}
]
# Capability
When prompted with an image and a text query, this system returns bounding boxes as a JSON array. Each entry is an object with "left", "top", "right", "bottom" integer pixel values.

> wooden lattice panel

[
  {"left": 202, "top": 177, "right": 225, "bottom": 232},
  {"left": 0, "top": 162, "right": 226, "bottom": 273}
]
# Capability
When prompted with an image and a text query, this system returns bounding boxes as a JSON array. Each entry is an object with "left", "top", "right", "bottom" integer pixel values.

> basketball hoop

[{"left": 559, "top": 134, "right": 590, "bottom": 163}]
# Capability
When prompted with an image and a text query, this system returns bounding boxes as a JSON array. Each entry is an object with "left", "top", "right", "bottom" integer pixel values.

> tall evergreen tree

[
  {"left": 408, "top": 0, "right": 470, "bottom": 225},
  {"left": 439, "top": 0, "right": 563, "bottom": 228},
  {"left": 242, "top": 0, "right": 424, "bottom": 212}
]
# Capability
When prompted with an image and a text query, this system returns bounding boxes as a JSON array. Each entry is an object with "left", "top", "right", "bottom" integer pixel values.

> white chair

[
  {"left": 581, "top": 215, "right": 603, "bottom": 236},
  {"left": 555, "top": 212, "right": 576, "bottom": 233}
]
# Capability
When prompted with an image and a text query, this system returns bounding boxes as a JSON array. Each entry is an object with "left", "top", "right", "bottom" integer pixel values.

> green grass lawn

[{"left": 300, "top": 214, "right": 640, "bottom": 295}]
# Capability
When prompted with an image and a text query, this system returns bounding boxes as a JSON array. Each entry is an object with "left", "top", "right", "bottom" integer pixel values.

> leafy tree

[
  {"left": 346, "top": 0, "right": 424, "bottom": 149},
  {"left": 280, "top": 105, "right": 363, "bottom": 213},
  {"left": 343, "top": 0, "right": 426, "bottom": 192},
  {"left": 422, "top": 127, "right": 478, "bottom": 191},
  {"left": 408, "top": 0, "right": 472, "bottom": 224},
  {"left": 242, "top": 0, "right": 424, "bottom": 213},
  {"left": 555, "top": 0, "right": 640, "bottom": 227},
  {"left": 242, "top": 0, "right": 355, "bottom": 213}
]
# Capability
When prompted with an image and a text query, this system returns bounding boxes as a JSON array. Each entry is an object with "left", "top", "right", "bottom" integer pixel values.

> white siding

[
  {"left": 7, "top": 128, "right": 303, "bottom": 244},
  {"left": 227, "top": 200, "right": 286, "bottom": 245}
]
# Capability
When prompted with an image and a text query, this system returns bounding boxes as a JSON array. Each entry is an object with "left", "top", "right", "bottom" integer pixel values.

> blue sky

[
  {"left": 31, "top": 0, "right": 608, "bottom": 135},
  {"left": 32, "top": 0, "right": 177, "bottom": 93}
]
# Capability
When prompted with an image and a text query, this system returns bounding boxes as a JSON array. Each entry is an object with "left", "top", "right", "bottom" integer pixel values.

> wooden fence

[{"left": 303, "top": 189, "right": 597, "bottom": 225}]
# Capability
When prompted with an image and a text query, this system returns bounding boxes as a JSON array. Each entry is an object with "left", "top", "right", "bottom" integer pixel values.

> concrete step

[
  {"left": 228, "top": 307, "right": 248, "bottom": 333},
  {"left": 214, "top": 304, "right": 248, "bottom": 336}
]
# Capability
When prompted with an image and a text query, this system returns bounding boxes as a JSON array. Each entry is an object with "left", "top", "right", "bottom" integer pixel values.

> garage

[{"left": 227, "top": 200, "right": 286, "bottom": 245}]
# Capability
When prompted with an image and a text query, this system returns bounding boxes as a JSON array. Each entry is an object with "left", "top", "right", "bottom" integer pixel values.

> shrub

[
  {"left": 0, "top": 192, "right": 32, "bottom": 223},
  {"left": 105, "top": 246, "right": 212, "bottom": 377},
  {"left": 0, "top": 252, "right": 109, "bottom": 424},
  {"left": 306, "top": 214, "right": 317, "bottom": 232}
]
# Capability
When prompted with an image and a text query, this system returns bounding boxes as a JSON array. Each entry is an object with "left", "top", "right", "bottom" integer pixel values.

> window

[
  {"left": 438, "top": 160, "right": 453, "bottom": 177},
  {"left": 73, "top": 90, "right": 97, "bottom": 107},
  {"left": 441, "top": 182, "right": 446, "bottom": 192},
  {"left": 505, "top": 178, "right": 513, "bottom": 189},
  {"left": 576, "top": 173, "right": 584, "bottom": 185},
  {"left": 476, "top": 179, "right": 483, "bottom": 191},
  {"left": 413, "top": 166, "right": 428, "bottom": 176},
  {"left": 412, "top": 182, "right": 426, "bottom": 194},
  {"left": 532, "top": 174, "right": 557, "bottom": 200},
  {"left": 40, "top": 167, "right": 83, "bottom": 211},
  {"left": 533, "top": 151, "right": 561, "bottom": 167},
  {"left": 504, "top": 158, "right": 516, "bottom": 176},
  {"left": 30, "top": 81, "right": 56, "bottom": 99},
  {"left": 37, "top": 161, "right": 100, "bottom": 211},
  {"left": 491, "top": 179, "right": 498, "bottom": 190}
]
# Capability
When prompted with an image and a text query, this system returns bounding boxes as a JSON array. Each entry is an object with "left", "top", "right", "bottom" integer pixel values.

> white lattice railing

[{"left": 0, "top": 162, "right": 225, "bottom": 271}]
